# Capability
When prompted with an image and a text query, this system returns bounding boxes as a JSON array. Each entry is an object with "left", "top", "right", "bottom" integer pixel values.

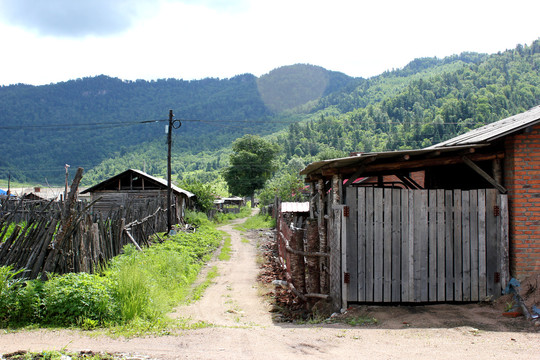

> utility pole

[
  {"left": 166, "top": 110, "right": 181, "bottom": 234},
  {"left": 167, "top": 110, "right": 173, "bottom": 234}
]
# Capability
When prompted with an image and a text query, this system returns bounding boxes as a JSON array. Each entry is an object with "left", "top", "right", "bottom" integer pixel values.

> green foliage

[
  {"left": 0, "top": 266, "right": 25, "bottom": 325},
  {"left": 42, "top": 272, "right": 115, "bottom": 326},
  {"left": 177, "top": 178, "right": 217, "bottom": 213},
  {"left": 212, "top": 206, "right": 252, "bottom": 224},
  {"left": 223, "top": 135, "right": 280, "bottom": 198},
  {"left": 184, "top": 209, "right": 212, "bottom": 227},
  {"left": 218, "top": 235, "right": 232, "bottom": 261},
  {"left": 234, "top": 214, "right": 275, "bottom": 231},
  {"left": 0, "top": 223, "right": 222, "bottom": 329}
]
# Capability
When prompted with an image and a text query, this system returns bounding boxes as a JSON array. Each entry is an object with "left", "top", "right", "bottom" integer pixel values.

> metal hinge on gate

[
  {"left": 344, "top": 272, "right": 350, "bottom": 284},
  {"left": 494, "top": 205, "right": 500, "bottom": 217},
  {"left": 343, "top": 206, "right": 350, "bottom": 217}
]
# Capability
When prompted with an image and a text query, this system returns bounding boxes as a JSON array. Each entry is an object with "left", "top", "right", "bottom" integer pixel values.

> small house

[{"left": 81, "top": 169, "right": 195, "bottom": 223}]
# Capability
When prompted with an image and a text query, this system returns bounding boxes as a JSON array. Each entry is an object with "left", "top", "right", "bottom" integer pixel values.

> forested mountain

[
  {"left": 277, "top": 40, "right": 540, "bottom": 166},
  {"left": 0, "top": 65, "right": 356, "bottom": 184},
  {"left": 0, "top": 39, "right": 539, "bottom": 191}
]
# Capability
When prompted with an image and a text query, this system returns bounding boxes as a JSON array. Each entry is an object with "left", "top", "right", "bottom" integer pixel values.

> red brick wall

[{"left": 504, "top": 123, "right": 540, "bottom": 279}]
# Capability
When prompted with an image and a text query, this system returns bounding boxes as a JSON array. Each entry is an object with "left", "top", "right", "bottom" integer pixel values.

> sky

[{"left": 0, "top": 0, "right": 539, "bottom": 86}]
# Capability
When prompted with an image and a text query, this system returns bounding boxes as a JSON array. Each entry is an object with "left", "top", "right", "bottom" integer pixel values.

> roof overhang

[{"left": 300, "top": 144, "right": 498, "bottom": 181}]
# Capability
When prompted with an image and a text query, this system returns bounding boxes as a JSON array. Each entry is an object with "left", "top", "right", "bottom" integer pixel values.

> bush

[
  {"left": 0, "top": 266, "right": 25, "bottom": 325},
  {"left": 42, "top": 272, "right": 116, "bottom": 326}
]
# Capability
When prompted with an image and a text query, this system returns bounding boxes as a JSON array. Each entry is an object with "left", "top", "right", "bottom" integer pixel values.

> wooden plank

[
  {"left": 470, "top": 190, "right": 479, "bottom": 302},
  {"left": 383, "top": 188, "right": 392, "bottom": 302},
  {"left": 330, "top": 207, "right": 342, "bottom": 310},
  {"left": 401, "top": 189, "right": 410, "bottom": 302},
  {"left": 416, "top": 190, "right": 429, "bottom": 302},
  {"left": 357, "top": 188, "right": 366, "bottom": 302},
  {"left": 453, "top": 190, "right": 463, "bottom": 301},
  {"left": 485, "top": 189, "right": 497, "bottom": 298},
  {"left": 365, "top": 187, "right": 374, "bottom": 302},
  {"left": 346, "top": 187, "right": 358, "bottom": 302},
  {"left": 462, "top": 191, "right": 471, "bottom": 301},
  {"left": 436, "top": 189, "right": 446, "bottom": 301},
  {"left": 341, "top": 208, "right": 348, "bottom": 309},
  {"left": 428, "top": 190, "right": 437, "bottom": 302},
  {"left": 499, "top": 194, "right": 509, "bottom": 293},
  {"left": 478, "top": 190, "right": 487, "bottom": 300},
  {"left": 408, "top": 190, "right": 415, "bottom": 301},
  {"left": 373, "top": 188, "right": 384, "bottom": 302},
  {"left": 445, "top": 190, "right": 454, "bottom": 301},
  {"left": 391, "top": 188, "right": 401, "bottom": 302}
]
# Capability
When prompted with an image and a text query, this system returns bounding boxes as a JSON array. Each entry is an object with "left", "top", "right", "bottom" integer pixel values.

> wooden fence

[
  {"left": 0, "top": 197, "right": 169, "bottom": 280},
  {"left": 343, "top": 187, "right": 509, "bottom": 303},
  {"left": 276, "top": 211, "right": 329, "bottom": 302}
]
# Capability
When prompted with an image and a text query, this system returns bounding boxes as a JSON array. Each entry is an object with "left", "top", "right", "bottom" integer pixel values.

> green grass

[
  {"left": 189, "top": 265, "right": 219, "bottom": 302},
  {"left": 218, "top": 235, "right": 232, "bottom": 261},
  {"left": 234, "top": 213, "right": 275, "bottom": 232},
  {"left": 0, "top": 220, "right": 223, "bottom": 335},
  {"left": 213, "top": 206, "right": 252, "bottom": 224}
]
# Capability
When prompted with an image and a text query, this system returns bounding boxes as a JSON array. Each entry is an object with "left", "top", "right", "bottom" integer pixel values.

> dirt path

[{"left": 1, "top": 212, "right": 539, "bottom": 359}]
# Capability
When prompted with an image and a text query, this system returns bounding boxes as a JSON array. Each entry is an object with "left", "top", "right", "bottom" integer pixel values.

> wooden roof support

[
  {"left": 462, "top": 156, "right": 507, "bottom": 194},
  {"left": 344, "top": 166, "right": 366, "bottom": 187},
  {"left": 396, "top": 174, "right": 422, "bottom": 189}
]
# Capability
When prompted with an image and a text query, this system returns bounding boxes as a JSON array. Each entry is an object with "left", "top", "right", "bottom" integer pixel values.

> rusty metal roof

[
  {"left": 280, "top": 202, "right": 310, "bottom": 213},
  {"left": 428, "top": 105, "right": 540, "bottom": 148}
]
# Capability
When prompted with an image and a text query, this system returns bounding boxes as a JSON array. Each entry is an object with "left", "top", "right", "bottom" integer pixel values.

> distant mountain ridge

[{"left": 0, "top": 64, "right": 356, "bottom": 184}]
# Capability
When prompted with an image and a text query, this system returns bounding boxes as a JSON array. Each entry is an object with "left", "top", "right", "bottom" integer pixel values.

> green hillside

[
  {"left": 0, "top": 66, "right": 356, "bottom": 184},
  {"left": 1, "top": 39, "right": 539, "bottom": 193}
]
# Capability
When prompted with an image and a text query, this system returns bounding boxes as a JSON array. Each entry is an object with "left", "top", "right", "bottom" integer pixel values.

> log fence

[{"left": 0, "top": 196, "right": 170, "bottom": 280}]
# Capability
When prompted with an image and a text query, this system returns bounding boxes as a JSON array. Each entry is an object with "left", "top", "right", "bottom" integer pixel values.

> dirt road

[{"left": 1, "top": 214, "right": 539, "bottom": 359}]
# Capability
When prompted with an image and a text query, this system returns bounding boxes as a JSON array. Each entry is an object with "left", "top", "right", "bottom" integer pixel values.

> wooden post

[
  {"left": 290, "top": 216, "right": 306, "bottom": 294},
  {"left": 305, "top": 218, "right": 320, "bottom": 295},
  {"left": 317, "top": 179, "right": 329, "bottom": 294},
  {"left": 330, "top": 174, "right": 342, "bottom": 310},
  {"left": 167, "top": 109, "right": 173, "bottom": 233}
]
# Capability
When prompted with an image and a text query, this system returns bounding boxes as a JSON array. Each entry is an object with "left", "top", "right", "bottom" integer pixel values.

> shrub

[
  {"left": 0, "top": 266, "right": 25, "bottom": 325},
  {"left": 42, "top": 272, "right": 116, "bottom": 326}
]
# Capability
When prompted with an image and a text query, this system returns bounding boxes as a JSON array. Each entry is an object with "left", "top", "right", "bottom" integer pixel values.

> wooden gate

[{"left": 343, "top": 187, "right": 508, "bottom": 303}]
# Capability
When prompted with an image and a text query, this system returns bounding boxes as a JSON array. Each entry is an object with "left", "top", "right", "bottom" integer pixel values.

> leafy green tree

[
  {"left": 177, "top": 179, "right": 216, "bottom": 213},
  {"left": 223, "top": 135, "right": 280, "bottom": 206}
]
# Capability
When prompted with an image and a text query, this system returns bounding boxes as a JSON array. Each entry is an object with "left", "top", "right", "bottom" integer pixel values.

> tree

[{"left": 223, "top": 135, "right": 280, "bottom": 207}]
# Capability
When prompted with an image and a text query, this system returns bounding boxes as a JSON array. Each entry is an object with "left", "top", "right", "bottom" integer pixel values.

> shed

[
  {"left": 298, "top": 105, "right": 540, "bottom": 310},
  {"left": 81, "top": 169, "right": 195, "bottom": 223}
]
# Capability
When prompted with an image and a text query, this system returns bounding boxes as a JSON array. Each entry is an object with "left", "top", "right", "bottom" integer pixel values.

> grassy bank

[{"left": 0, "top": 217, "right": 222, "bottom": 332}]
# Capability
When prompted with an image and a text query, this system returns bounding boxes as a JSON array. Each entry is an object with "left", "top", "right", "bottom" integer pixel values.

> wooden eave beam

[
  {"left": 303, "top": 152, "right": 504, "bottom": 181},
  {"left": 363, "top": 152, "right": 504, "bottom": 174},
  {"left": 462, "top": 156, "right": 507, "bottom": 194}
]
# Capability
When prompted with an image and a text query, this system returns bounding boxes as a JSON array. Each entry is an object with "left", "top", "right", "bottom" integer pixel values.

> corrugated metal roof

[
  {"left": 428, "top": 105, "right": 540, "bottom": 148},
  {"left": 280, "top": 202, "right": 310, "bottom": 213}
]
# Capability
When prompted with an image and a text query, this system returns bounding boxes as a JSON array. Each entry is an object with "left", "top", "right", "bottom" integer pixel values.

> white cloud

[{"left": 0, "top": 0, "right": 538, "bottom": 86}]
